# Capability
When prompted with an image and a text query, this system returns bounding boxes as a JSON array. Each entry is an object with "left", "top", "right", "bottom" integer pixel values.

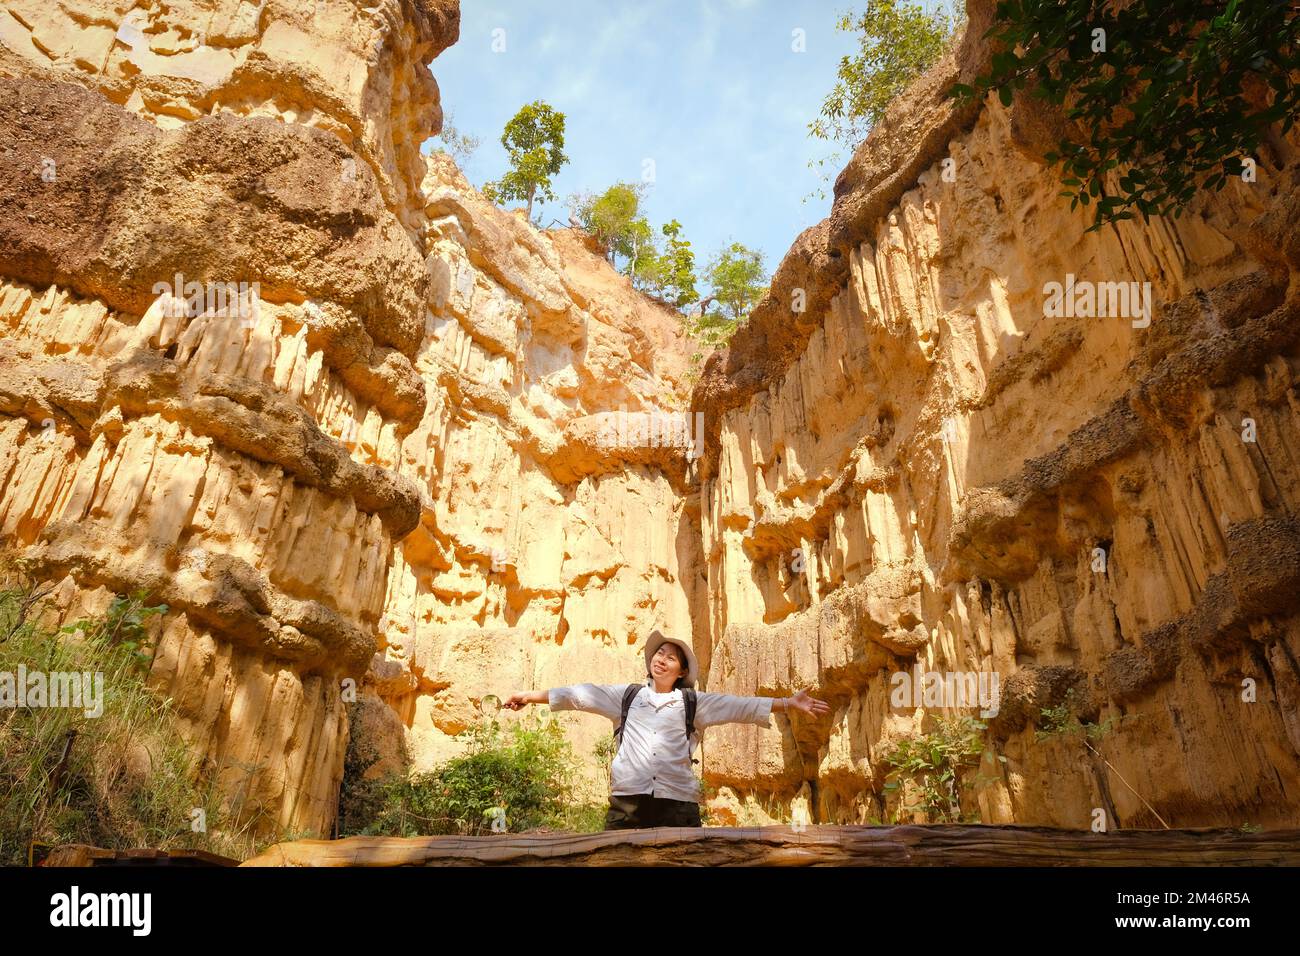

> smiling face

[{"left": 650, "top": 642, "right": 686, "bottom": 688}]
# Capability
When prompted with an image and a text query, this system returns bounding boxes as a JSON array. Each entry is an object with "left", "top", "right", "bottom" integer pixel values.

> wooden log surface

[
  {"left": 42, "top": 844, "right": 241, "bottom": 867},
  {"left": 239, "top": 825, "right": 1300, "bottom": 867}
]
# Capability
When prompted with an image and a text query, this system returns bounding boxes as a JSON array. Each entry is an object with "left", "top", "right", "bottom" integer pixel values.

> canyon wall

[
  {"left": 0, "top": 0, "right": 699, "bottom": 835},
  {"left": 3, "top": 0, "right": 1297, "bottom": 839},
  {"left": 692, "top": 0, "right": 1300, "bottom": 828}
]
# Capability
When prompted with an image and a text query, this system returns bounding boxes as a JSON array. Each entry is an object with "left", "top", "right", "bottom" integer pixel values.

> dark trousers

[{"left": 603, "top": 793, "right": 702, "bottom": 830}]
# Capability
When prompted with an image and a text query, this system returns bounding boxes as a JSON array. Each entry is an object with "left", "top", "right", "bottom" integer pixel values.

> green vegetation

[
  {"left": 1034, "top": 687, "right": 1117, "bottom": 743},
  {"left": 881, "top": 715, "right": 989, "bottom": 823},
  {"left": 572, "top": 182, "right": 656, "bottom": 277},
  {"left": 482, "top": 100, "right": 569, "bottom": 220},
  {"left": 473, "top": 104, "right": 773, "bottom": 380},
  {"left": 572, "top": 188, "right": 702, "bottom": 309},
  {"left": 649, "top": 219, "right": 701, "bottom": 309},
  {"left": 812, "top": 0, "right": 960, "bottom": 146},
  {"left": 568, "top": 182, "right": 759, "bottom": 380},
  {"left": 694, "top": 769, "right": 718, "bottom": 826},
  {"left": 732, "top": 791, "right": 807, "bottom": 829},
  {"left": 431, "top": 109, "right": 480, "bottom": 166},
  {"left": 572, "top": 182, "right": 643, "bottom": 255},
  {"left": 806, "top": 1, "right": 960, "bottom": 201},
  {"left": 0, "top": 583, "right": 293, "bottom": 865},
  {"left": 1033, "top": 688, "right": 1168, "bottom": 829},
  {"left": 593, "top": 730, "right": 618, "bottom": 786},
  {"left": 671, "top": 241, "right": 768, "bottom": 383},
  {"left": 340, "top": 708, "right": 607, "bottom": 836},
  {"left": 703, "top": 242, "right": 767, "bottom": 322},
  {"left": 952, "top": 0, "right": 1300, "bottom": 231}
]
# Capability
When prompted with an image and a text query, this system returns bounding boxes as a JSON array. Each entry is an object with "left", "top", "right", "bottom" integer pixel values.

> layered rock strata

[
  {"left": 0, "top": 0, "right": 696, "bottom": 833},
  {"left": 691, "top": 0, "right": 1300, "bottom": 827},
  {"left": 3, "top": 0, "right": 1299, "bottom": 837}
]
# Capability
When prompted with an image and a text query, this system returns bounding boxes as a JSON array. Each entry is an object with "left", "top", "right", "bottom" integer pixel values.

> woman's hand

[
  {"left": 503, "top": 691, "right": 532, "bottom": 711},
  {"left": 786, "top": 689, "right": 831, "bottom": 717}
]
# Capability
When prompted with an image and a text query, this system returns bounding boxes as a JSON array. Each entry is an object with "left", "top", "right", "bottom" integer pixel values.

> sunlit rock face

[
  {"left": 3, "top": 0, "right": 1297, "bottom": 839},
  {"left": 692, "top": 0, "right": 1300, "bottom": 828},
  {"left": 0, "top": 0, "right": 696, "bottom": 834}
]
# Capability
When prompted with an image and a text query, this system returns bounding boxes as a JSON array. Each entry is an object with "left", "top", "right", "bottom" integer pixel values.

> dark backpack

[{"left": 614, "top": 683, "right": 699, "bottom": 765}]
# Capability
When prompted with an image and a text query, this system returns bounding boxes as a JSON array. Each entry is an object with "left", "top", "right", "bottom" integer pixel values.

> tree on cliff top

[
  {"left": 703, "top": 242, "right": 767, "bottom": 323},
  {"left": 430, "top": 109, "right": 480, "bottom": 167},
  {"left": 951, "top": 0, "right": 1300, "bottom": 231},
  {"left": 645, "top": 220, "right": 700, "bottom": 309},
  {"left": 571, "top": 188, "right": 700, "bottom": 307},
  {"left": 572, "top": 182, "right": 651, "bottom": 264},
  {"left": 482, "top": 100, "right": 569, "bottom": 221},
  {"left": 810, "top": 0, "right": 960, "bottom": 148},
  {"left": 805, "top": 1, "right": 960, "bottom": 202}
]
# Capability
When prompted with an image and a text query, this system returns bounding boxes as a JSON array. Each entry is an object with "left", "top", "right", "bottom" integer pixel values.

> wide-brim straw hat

[{"left": 643, "top": 629, "right": 698, "bottom": 688}]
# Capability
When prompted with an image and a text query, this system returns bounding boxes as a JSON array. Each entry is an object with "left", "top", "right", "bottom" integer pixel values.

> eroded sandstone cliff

[
  {"left": 0, "top": 0, "right": 698, "bottom": 834},
  {"left": 2, "top": 0, "right": 1298, "bottom": 840},
  {"left": 691, "top": 0, "right": 1300, "bottom": 828}
]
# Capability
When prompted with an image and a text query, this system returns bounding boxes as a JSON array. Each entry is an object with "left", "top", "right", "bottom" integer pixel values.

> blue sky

[{"left": 422, "top": 0, "right": 878, "bottom": 282}]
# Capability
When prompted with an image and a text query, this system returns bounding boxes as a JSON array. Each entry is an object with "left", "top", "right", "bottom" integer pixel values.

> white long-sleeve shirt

[{"left": 548, "top": 682, "right": 774, "bottom": 802}]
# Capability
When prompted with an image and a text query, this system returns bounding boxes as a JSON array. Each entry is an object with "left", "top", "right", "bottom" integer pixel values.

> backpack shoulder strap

[
  {"left": 682, "top": 687, "right": 697, "bottom": 737},
  {"left": 613, "top": 684, "right": 642, "bottom": 748},
  {"left": 682, "top": 688, "right": 699, "bottom": 764}
]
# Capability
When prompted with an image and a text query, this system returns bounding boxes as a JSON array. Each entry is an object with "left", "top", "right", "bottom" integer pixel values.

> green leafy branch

[
  {"left": 881, "top": 715, "right": 988, "bottom": 823},
  {"left": 950, "top": 0, "right": 1300, "bottom": 231}
]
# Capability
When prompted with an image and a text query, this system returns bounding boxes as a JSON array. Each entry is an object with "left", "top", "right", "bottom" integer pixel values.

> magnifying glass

[{"left": 478, "top": 694, "right": 501, "bottom": 720}]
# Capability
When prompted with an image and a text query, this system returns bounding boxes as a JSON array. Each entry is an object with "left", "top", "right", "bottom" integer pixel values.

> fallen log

[
  {"left": 41, "top": 844, "right": 241, "bottom": 867},
  {"left": 240, "top": 825, "right": 1300, "bottom": 867}
]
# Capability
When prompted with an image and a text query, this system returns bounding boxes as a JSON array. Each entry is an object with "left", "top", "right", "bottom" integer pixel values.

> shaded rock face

[
  {"left": 2, "top": 0, "right": 1297, "bottom": 842},
  {"left": 0, "top": 76, "right": 431, "bottom": 356},
  {"left": 0, "top": 0, "right": 696, "bottom": 834},
  {"left": 692, "top": 2, "right": 1300, "bottom": 828}
]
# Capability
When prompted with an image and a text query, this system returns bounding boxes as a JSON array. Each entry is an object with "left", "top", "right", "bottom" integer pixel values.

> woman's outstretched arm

[
  {"left": 504, "top": 684, "right": 626, "bottom": 721},
  {"left": 695, "top": 688, "right": 830, "bottom": 729}
]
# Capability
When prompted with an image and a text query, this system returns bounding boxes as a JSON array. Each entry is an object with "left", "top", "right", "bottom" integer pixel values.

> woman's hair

[{"left": 648, "top": 642, "right": 688, "bottom": 689}]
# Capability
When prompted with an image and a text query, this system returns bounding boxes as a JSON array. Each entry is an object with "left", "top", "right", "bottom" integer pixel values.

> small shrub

[
  {"left": 347, "top": 709, "right": 589, "bottom": 836},
  {"left": 593, "top": 731, "right": 617, "bottom": 786},
  {"left": 0, "top": 585, "right": 288, "bottom": 864},
  {"left": 1035, "top": 687, "right": 1118, "bottom": 743},
  {"left": 881, "top": 715, "right": 987, "bottom": 824}
]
